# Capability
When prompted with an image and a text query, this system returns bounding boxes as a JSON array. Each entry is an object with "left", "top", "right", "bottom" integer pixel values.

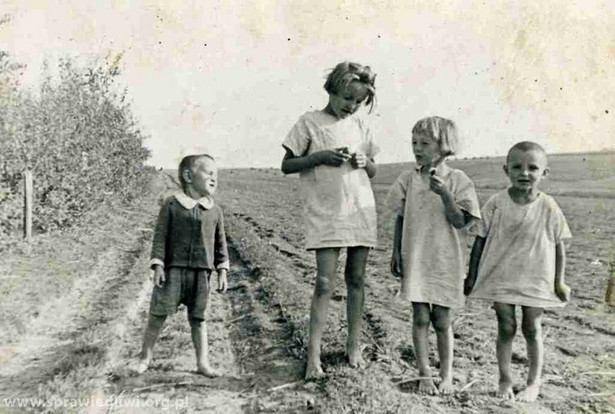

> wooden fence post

[
  {"left": 23, "top": 168, "right": 33, "bottom": 242},
  {"left": 606, "top": 261, "right": 615, "bottom": 307}
]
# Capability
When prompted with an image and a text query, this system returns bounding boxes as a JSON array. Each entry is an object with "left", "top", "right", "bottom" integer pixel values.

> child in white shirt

[{"left": 465, "top": 141, "right": 571, "bottom": 402}]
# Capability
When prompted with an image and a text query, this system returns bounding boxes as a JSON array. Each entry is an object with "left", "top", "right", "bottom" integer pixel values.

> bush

[{"left": 0, "top": 52, "right": 150, "bottom": 237}]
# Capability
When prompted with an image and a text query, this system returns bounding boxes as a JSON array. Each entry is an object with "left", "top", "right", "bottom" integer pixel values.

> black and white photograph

[{"left": 0, "top": 1, "right": 613, "bottom": 413}]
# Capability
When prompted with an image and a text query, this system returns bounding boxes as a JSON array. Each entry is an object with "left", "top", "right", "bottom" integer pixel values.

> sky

[{"left": 1, "top": 0, "right": 614, "bottom": 168}]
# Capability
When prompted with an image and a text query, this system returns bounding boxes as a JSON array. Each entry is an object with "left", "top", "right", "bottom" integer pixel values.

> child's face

[
  {"left": 187, "top": 157, "right": 218, "bottom": 197},
  {"left": 504, "top": 149, "right": 549, "bottom": 191},
  {"left": 412, "top": 133, "right": 441, "bottom": 166},
  {"left": 327, "top": 81, "right": 368, "bottom": 119}
]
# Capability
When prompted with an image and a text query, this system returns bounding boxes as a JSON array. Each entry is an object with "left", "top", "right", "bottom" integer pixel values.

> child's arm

[
  {"left": 429, "top": 175, "right": 468, "bottom": 229},
  {"left": 214, "top": 210, "right": 230, "bottom": 293},
  {"left": 390, "top": 215, "right": 403, "bottom": 277},
  {"left": 152, "top": 266, "right": 165, "bottom": 288},
  {"left": 150, "top": 200, "right": 171, "bottom": 287},
  {"left": 350, "top": 152, "right": 377, "bottom": 178},
  {"left": 364, "top": 157, "right": 377, "bottom": 178},
  {"left": 216, "top": 268, "right": 228, "bottom": 293},
  {"left": 465, "top": 236, "right": 486, "bottom": 295},
  {"left": 554, "top": 241, "right": 571, "bottom": 302},
  {"left": 281, "top": 147, "right": 350, "bottom": 174}
]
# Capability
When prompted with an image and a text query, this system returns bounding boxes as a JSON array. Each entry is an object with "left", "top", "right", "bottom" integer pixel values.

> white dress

[
  {"left": 282, "top": 110, "right": 379, "bottom": 250},
  {"left": 469, "top": 190, "right": 572, "bottom": 308},
  {"left": 386, "top": 164, "right": 481, "bottom": 307}
]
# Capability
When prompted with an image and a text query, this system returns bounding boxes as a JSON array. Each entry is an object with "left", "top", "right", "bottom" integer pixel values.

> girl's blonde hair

[
  {"left": 412, "top": 116, "right": 459, "bottom": 156},
  {"left": 323, "top": 62, "right": 377, "bottom": 112}
]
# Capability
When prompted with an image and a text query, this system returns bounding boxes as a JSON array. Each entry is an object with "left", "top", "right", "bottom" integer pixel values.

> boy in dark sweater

[{"left": 136, "top": 154, "right": 229, "bottom": 377}]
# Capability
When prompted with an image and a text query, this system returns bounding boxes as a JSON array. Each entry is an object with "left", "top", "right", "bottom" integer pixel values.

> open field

[
  {"left": 216, "top": 152, "right": 615, "bottom": 413},
  {"left": 0, "top": 152, "right": 613, "bottom": 413}
]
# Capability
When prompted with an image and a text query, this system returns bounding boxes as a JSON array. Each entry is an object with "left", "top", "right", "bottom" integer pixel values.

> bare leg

[
  {"left": 517, "top": 306, "right": 544, "bottom": 402},
  {"left": 494, "top": 302, "right": 516, "bottom": 400},
  {"left": 190, "top": 316, "right": 220, "bottom": 377},
  {"left": 412, "top": 302, "right": 438, "bottom": 395},
  {"left": 345, "top": 246, "right": 369, "bottom": 368},
  {"left": 137, "top": 314, "right": 167, "bottom": 374},
  {"left": 305, "top": 248, "right": 340, "bottom": 379},
  {"left": 432, "top": 305, "right": 454, "bottom": 394}
]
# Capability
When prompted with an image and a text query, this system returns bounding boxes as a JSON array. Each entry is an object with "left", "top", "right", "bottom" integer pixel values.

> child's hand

[
  {"left": 311, "top": 148, "right": 351, "bottom": 167},
  {"left": 429, "top": 174, "right": 450, "bottom": 196},
  {"left": 390, "top": 250, "right": 403, "bottom": 278},
  {"left": 555, "top": 282, "right": 571, "bottom": 302},
  {"left": 350, "top": 151, "right": 367, "bottom": 169},
  {"left": 217, "top": 269, "right": 228, "bottom": 293},
  {"left": 463, "top": 274, "right": 476, "bottom": 296},
  {"left": 153, "top": 266, "right": 165, "bottom": 287}
]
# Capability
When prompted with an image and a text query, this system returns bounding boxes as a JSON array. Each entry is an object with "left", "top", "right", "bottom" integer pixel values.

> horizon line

[{"left": 152, "top": 148, "right": 615, "bottom": 171}]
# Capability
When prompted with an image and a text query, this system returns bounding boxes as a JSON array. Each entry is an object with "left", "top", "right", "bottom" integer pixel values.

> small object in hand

[
  {"left": 429, "top": 168, "right": 437, "bottom": 176},
  {"left": 339, "top": 147, "right": 353, "bottom": 162}
]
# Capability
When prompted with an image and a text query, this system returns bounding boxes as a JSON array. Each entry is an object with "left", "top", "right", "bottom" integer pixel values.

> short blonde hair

[
  {"left": 412, "top": 116, "right": 459, "bottom": 156},
  {"left": 324, "top": 62, "right": 377, "bottom": 112}
]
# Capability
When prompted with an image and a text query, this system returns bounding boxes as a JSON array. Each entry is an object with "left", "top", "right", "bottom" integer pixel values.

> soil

[{"left": 1, "top": 154, "right": 614, "bottom": 413}]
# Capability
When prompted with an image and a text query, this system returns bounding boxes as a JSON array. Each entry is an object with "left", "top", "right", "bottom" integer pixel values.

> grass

[{"left": 0, "top": 173, "right": 169, "bottom": 413}]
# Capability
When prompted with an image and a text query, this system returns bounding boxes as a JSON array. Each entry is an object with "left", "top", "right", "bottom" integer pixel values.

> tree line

[{"left": 0, "top": 46, "right": 150, "bottom": 240}]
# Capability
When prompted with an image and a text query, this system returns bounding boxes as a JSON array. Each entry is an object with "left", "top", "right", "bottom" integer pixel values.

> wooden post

[
  {"left": 606, "top": 261, "right": 615, "bottom": 307},
  {"left": 23, "top": 168, "right": 33, "bottom": 242}
]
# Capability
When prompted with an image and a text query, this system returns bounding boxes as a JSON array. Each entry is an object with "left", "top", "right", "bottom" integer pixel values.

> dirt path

[
  {"left": 0, "top": 173, "right": 173, "bottom": 413},
  {"left": 106, "top": 245, "right": 319, "bottom": 414},
  {"left": 0, "top": 173, "right": 319, "bottom": 414},
  {"left": 96, "top": 174, "right": 317, "bottom": 413},
  {"left": 2, "top": 169, "right": 613, "bottom": 413}
]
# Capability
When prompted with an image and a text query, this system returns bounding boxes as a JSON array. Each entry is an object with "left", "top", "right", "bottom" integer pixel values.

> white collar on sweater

[{"left": 174, "top": 192, "right": 214, "bottom": 210}]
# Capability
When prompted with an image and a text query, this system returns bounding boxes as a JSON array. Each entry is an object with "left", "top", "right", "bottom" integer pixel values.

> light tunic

[
  {"left": 386, "top": 164, "right": 481, "bottom": 307},
  {"left": 470, "top": 190, "right": 571, "bottom": 308},
  {"left": 282, "top": 110, "right": 379, "bottom": 250}
]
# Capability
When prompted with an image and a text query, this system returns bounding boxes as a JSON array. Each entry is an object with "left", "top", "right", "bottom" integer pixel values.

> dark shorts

[{"left": 149, "top": 267, "right": 212, "bottom": 320}]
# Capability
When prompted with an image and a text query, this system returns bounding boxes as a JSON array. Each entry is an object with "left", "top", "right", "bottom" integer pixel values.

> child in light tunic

[
  {"left": 465, "top": 141, "right": 571, "bottom": 402},
  {"left": 281, "top": 62, "right": 379, "bottom": 379},
  {"left": 386, "top": 116, "right": 480, "bottom": 395}
]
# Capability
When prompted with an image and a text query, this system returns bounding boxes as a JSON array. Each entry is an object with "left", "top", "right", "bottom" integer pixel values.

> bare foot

[
  {"left": 347, "top": 346, "right": 366, "bottom": 369},
  {"left": 418, "top": 378, "right": 439, "bottom": 395},
  {"left": 196, "top": 364, "right": 221, "bottom": 378},
  {"left": 134, "top": 359, "right": 150, "bottom": 375},
  {"left": 438, "top": 377, "right": 454, "bottom": 395},
  {"left": 305, "top": 362, "right": 325, "bottom": 380},
  {"left": 496, "top": 381, "right": 515, "bottom": 400},
  {"left": 517, "top": 383, "right": 540, "bottom": 402}
]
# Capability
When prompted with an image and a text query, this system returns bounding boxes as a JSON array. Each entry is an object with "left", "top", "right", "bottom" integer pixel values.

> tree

[{"left": 0, "top": 52, "right": 151, "bottom": 237}]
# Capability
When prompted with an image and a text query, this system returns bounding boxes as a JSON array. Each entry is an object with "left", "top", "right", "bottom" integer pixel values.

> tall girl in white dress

[{"left": 281, "top": 62, "right": 379, "bottom": 379}]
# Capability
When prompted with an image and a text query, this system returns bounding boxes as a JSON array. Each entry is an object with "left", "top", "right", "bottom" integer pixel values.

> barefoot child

[
  {"left": 464, "top": 141, "right": 571, "bottom": 402},
  {"left": 281, "top": 62, "right": 379, "bottom": 379},
  {"left": 136, "top": 154, "right": 229, "bottom": 376},
  {"left": 386, "top": 116, "right": 480, "bottom": 395}
]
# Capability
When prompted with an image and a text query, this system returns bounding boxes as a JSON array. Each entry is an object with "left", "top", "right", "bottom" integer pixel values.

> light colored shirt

[
  {"left": 470, "top": 190, "right": 571, "bottom": 308},
  {"left": 386, "top": 164, "right": 481, "bottom": 307},
  {"left": 282, "top": 110, "right": 379, "bottom": 250}
]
